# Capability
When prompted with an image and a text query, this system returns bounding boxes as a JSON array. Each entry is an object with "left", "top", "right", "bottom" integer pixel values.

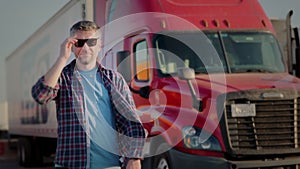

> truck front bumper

[{"left": 168, "top": 149, "right": 300, "bottom": 169}]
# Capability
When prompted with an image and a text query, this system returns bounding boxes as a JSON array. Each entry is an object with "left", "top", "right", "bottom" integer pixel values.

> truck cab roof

[{"left": 103, "top": 0, "right": 274, "bottom": 31}]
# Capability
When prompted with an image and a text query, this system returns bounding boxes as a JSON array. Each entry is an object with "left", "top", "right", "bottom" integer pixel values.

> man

[{"left": 32, "top": 20, "right": 145, "bottom": 169}]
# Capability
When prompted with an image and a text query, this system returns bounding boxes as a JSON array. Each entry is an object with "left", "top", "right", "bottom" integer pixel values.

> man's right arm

[
  {"left": 32, "top": 37, "right": 77, "bottom": 104},
  {"left": 44, "top": 37, "right": 76, "bottom": 87}
]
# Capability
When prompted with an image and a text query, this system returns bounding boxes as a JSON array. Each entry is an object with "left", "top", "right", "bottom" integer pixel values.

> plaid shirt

[{"left": 32, "top": 60, "right": 145, "bottom": 169}]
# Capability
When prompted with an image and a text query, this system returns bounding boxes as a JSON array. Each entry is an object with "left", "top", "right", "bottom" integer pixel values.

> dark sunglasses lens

[
  {"left": 86, "top": 39, "right": 97, "bottom": 47},
  {"left": 75, "top": 39, "right": 86, "bottom": 47},
  {"left": 75, "top": 39, "right": 97, "bottom": 47}
]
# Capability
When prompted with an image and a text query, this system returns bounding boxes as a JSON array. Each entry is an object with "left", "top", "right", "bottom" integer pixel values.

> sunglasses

[{"left": 74, "top": 38, "right": 98, "bottom": 47}]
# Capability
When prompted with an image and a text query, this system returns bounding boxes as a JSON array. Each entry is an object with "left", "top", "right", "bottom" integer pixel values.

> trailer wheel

[
  {"left": 18, "top": 138, "right": 42, "bottom": 167},
  {"left": 18, "top": 138, "right": 32, "bottom": 167}
]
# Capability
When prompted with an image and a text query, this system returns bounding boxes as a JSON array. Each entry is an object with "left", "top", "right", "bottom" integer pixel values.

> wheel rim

[{"left": 157, "top": 158, "right": 169, "bottom": 169}]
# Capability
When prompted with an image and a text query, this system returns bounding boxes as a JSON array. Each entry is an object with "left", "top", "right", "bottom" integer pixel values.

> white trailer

[
  {"left": 0, "top": 102, "right": 8, "bottom": 137},
  {"left": 5, "top": 0, "right": 300, "bottom": 167},
  {"left": 5, "top": 0, "right": 94, "bottom": 166}
]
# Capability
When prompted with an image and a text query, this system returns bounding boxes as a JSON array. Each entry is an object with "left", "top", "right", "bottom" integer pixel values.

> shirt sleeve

[
  {"left": 31, "top": 76, "right": 60, "bottom": 104},
  {"left": 116, "top": 73, "right": 146, "bottom": 158}
]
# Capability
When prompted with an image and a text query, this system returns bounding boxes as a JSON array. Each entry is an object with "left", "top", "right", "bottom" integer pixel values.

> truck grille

[{"left": 222, "top": 89, "right": 300, "bottom": 155}]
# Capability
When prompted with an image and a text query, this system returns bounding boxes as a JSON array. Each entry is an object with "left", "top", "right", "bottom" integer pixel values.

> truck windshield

[{"left": 154, "top": 31, "right": 285, "bottom": 76}]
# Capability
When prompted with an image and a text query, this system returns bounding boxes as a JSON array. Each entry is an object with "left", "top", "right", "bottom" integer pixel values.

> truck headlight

[{"left": 182, "top": 126, "right": 221, "bottom": 151}]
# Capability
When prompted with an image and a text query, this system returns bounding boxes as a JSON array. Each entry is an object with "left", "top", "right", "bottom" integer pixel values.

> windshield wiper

[
  {"left": 194, "top": 70, "right": 208, "bottom": 74},
  {"left": 233, "top": 69, "right": 273, "bottom": 73}
]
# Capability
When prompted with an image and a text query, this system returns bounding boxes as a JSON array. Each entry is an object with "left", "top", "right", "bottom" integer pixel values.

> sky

[
  {"left": 0, "top": 0, "right": 299, "bottom": 61},
  {"left": 0, "top": 0, "right": 69, "bottom": 102},
  {"left": 0, "top": 0, "right": 299, "bottom": 102},
  {"left": 259, "top": 0, "right": 300, "bottom": 27}
]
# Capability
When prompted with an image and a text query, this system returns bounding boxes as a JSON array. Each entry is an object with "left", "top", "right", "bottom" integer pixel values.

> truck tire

[
  {"left": 18, "top": 137, "right": 42, "bottom": 167},
  {"left": 153, "top": 143, "right": 173, "bottom": 169},
  {"left": 153, "top": 152, "right": 171, "bottom": 169}
]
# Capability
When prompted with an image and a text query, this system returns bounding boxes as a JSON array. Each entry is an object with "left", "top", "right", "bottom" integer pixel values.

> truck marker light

[
  {"left": 223, "top": 19, "right": 230, "bottom": 28},
  {"left": 200, "top": 20, "right": 208, "bottom": 28},
  {"left": 261, "top": 19, "right": 267, "bottom": 27},
  {"left": 212, "top": 19, "right": 220, "bottom": 27}
]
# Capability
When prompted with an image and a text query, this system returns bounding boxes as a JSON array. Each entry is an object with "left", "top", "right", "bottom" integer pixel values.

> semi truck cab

[{"left": 96, "top": 0, "right": 300, "bottom": 168}]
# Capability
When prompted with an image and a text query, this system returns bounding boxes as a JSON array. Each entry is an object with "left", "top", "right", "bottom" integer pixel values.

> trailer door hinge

[{"left": 82, "top": 1, "right": 86, "bottom": 20}]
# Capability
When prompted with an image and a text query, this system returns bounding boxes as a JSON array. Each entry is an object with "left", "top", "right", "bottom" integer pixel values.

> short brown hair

[{"left": 70, "top": 20, "right": 100, "bottom": 35}]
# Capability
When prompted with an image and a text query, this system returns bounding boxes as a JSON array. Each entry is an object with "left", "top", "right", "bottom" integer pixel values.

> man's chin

[{"left": 77, "top": 58, "right": 90, "bottom": 65}]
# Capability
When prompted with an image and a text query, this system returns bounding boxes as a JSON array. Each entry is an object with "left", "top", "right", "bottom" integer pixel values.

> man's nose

[
  {"left": 77, "top": 43, "right": 89, "bottom": 54},
  {"left": 79, "top": 43, "right": 89, "bottom": 51},
  {"left": 83, "top": 42, "right": 90, "bottom": 48}
]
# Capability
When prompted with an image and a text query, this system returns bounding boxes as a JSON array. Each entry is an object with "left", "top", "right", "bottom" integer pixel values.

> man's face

[{"left": 72, "top": 30, "right": 101, "bottom": 66}]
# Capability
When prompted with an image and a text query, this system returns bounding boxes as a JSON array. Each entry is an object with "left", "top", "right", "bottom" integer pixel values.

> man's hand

[
  {"left": 43, "top": 37, "right": 77, "bottom": 88},
  {"left": 60, "top": 37, "right": 77, "bottom": 60},
  {"left": 126, "top": 159, "right": 141, "bottom": 169}
]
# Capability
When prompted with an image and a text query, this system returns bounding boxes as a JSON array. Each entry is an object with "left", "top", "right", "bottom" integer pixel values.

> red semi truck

[{"left": 6, "top": 0, "right": 300, "bottom": 168}]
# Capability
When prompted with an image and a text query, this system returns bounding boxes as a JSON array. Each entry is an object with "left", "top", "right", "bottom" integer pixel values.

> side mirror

[
  {"left": 177, "top": 67, "right": 203, "bottom": 111},
  {"left": 139, "top": 86, "right": 150, "bottom": 99},
  {"left": 129, "top": 84, "right": 150, "bottom": 99},
  {"left": 177, "top": 67, "right": 195, "bottom": 80},
  {"left": 116, "top": 51, "right": 131, "bottom": 82}
]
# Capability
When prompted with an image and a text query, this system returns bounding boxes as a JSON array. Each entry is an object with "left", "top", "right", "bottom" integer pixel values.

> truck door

[
  {"left": 114, "top": 33, "right": 153, "bottom": 107},
  {"left": 115, "top": 33, "right": 156, "bottom": 130},
  {"left": 129, "top": 34, "right": 152, "bottom": 107}
]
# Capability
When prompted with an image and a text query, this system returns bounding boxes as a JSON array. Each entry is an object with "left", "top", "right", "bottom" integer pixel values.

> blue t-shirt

[{"left": 79, "top": 67, "right": 119, "bottom": 169}]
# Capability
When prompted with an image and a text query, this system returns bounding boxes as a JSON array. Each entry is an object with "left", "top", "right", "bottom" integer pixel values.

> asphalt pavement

[{"left": 0, "top": 148, "right": 54, "bottom": 169}]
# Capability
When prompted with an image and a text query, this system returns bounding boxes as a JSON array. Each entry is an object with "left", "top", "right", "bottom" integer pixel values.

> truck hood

[{"left": 194, "top": 73, "right": 300, "bottom": 95}]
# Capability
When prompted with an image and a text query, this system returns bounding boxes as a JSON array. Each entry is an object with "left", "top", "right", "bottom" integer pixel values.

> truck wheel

[
  {"left": 153, "top": 143, "right": 172, "bottom": 169},
  {"left": 154, "top": 153, "right": 171, "bottom": 169}
]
